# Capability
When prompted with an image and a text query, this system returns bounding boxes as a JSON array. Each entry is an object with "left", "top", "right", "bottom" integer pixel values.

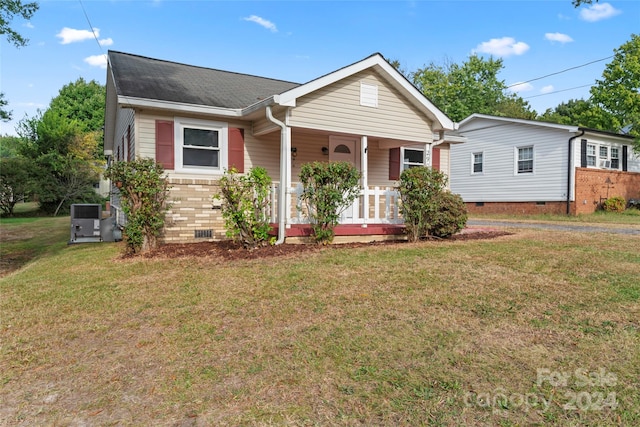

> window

[
  {"left": 472, "top": 152, "right": 483, "bottom": 173},
  {"left": 517, "top": 146, "right": 533, "bottom": 174},
  {"left": 586, "top": 144, "right": 596, "bottom": 166},
  {"left": 174, "top": 118, "right": 227, "bottom": 174},
  {"left": 402, "top": 148, "right": 424, "bottom": 170},
  {"left": 599, "top": 146, "right": 608, "bottom": 159},
  {"left": 611, "top": 147, "right": 619, "bottom": 169}
]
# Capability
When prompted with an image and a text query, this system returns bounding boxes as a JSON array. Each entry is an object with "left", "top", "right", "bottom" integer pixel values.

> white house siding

[
  {"left": 288, "top": 69, "right": 433, "bottom": 144},
  {"left": 450, "top": 120, "right": 571, "bottom": 202}
]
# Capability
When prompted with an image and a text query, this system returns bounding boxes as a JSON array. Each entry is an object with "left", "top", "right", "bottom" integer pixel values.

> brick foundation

[
  {"left": 465, "top": 201, "right": 568, "bottom": 215},
  {"left": 162, "top": 178, "right": 225, "bottom": 243},
  {"left": 574, "top": 168, "right": 640, "bottom": 215}
]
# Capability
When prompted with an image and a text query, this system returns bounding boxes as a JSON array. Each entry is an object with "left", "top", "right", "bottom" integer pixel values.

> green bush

[
  {"left": 215, "top": 167, "right": 272, "bottom": 249},
  {"left": 299, "top": 161, "right": 361, "bottom": 244},
  {"left": 430, "top": 191, "right": 468, "bottom": 238},
  {"left": 602, "top": 196, "right": 626, "bottom": 213},
  {"left": 104, "top": 159, "right": 171, "bottom": 255},
  {"left": 398, "top": 167, "right": 467, "bottom": 241}
]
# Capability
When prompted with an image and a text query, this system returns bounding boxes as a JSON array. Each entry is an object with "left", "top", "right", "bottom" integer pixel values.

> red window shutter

[
  {"left": 432, "top": 147, "right": 441, "bottom": 171},
  {"left": 389, "top": 147, "right": 400, "bottom": 180},
  {"left": 228, "top": 128, "right": 245, "bottom": 173},
  {"left": 155, "top": 120, "right": 174, "bottom": 170}
]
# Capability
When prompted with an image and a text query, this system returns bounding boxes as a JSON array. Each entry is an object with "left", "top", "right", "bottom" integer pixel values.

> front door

[{"left": 329, "top": 136, "right": 359, "bottom": 222}]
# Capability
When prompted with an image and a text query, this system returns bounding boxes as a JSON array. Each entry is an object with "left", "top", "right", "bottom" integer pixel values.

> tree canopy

[
  {"left": 0, "top": 0, "right": 38, "bottom": 47},
  {"left": 410, "top": 55, "right": 536, "bottom": 122}
]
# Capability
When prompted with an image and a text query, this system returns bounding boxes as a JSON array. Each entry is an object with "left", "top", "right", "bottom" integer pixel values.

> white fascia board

[
  {"left": 241, "top": 96, "right": 276, "bottom": 116},
  {"left": 458, "top": 113, "right": 579, "bottom": 133},
  {"left": 117, "top": 96, "right": 243, "bottom": 117},
  {"left": 276, "top": 54, "right": 454, "bottom": 131}
]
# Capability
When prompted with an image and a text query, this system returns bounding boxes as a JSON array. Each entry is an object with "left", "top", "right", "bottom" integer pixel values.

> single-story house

[
  {"left": 104, "top": 51, "right": 463, "bottom": 243},
  {"left": 449, "top": 114, "right": 640, "bottom": 215}
]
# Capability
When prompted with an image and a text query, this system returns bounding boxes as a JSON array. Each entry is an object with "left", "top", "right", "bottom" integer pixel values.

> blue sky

[{"left": 1, "top": 0, "right": 638, "bottom": 136}]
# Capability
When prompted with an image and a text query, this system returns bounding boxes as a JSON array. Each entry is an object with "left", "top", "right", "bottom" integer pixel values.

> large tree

[
  {"left": 589, "top": 34, "right": 640, "bottom": 147},
  {"left": 1, "top": 0, "right": 39, "bottom": 123},
  {"left": 410, "top": 55, "right": 536, "bottom": 122},
  {"left": 538, "top": 98, "right": 617, "bottom": 130}
]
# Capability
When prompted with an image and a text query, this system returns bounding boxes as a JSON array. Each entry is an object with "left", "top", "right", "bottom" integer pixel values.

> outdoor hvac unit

[{"left": 69, "top": 204, "right": 102, "bottom": 244}]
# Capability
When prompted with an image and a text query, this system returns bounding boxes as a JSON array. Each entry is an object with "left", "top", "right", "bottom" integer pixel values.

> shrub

[
  {"left": 299, "top": 161, "right": 361, "bottom": 244},
  {"left": 215, "top": 167, "right": 272, "bottom": 249},
  {"left": 430, "top": 191, "right": 468, "bottom": 238},
  {"left": 398, "top": 167, "right": 467, "bottom": 241},
  {"left": 603, "top": 196, "right": 626, "bottom": 213},
  {"left": 104, "top": 159, "right": 171, "bottom": 255}
]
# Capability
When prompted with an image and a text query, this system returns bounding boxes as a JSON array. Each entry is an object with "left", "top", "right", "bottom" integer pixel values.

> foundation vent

[{"left": 194, "top": 229, "right": 213, "bottom": 239}]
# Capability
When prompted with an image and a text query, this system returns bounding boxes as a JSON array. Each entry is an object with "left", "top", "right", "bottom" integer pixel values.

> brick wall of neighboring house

[
  {"left": 163, "top": 178, "right": 225, "bottom": 243},
  {"left": 464, "top": 201, "right": 568, "bottom": 215},
  {"left": 574, "top": 168, "right": 640, "bottom": 215}
]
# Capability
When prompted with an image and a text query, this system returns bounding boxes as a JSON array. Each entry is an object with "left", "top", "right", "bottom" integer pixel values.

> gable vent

[
  {"left": 194, "top": 229, "right": 213, "bottom": 239},
  {"left": 360, "top": 82, "right": 378, "bottom": 107}
]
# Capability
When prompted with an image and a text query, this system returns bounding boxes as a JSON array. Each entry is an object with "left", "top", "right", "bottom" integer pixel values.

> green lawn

[{"left": 1, "top": 216, "right": 638, "bottom": 425}]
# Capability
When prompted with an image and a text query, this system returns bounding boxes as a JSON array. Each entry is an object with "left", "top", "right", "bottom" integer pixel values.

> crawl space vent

[{"left": 194, "top": 229, "right": 213, "bottom": 239}]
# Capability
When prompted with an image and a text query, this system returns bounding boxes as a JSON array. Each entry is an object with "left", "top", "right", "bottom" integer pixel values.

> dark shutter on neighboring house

[
  {"left": 389, "top": 147, "right": 400, "bottom": 180},
  {"left": 432, "top": 147, "right": 441, "bottom": 171},
  {"left": 580, "top": 139, "right": 587, "bottom": 168},
  {"left": 126, "top": 125, "right": 131, "bottom": 161},
  {"left": 622, "top": 145, "right": 628, "bottom": 172},
  {"left": 155, "top": 120, "right": 174, "bottom": 170},
  {"left": 228, "top": 128, "right": 245, "bottom": 173}
]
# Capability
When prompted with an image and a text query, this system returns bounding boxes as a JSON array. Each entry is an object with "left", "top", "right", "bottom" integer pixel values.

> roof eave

[{"left": 118, "top": 96, "right": 243, "bottom": 117}]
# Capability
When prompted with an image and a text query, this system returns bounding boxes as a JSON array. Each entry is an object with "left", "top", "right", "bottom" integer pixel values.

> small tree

[
  {"left": 215, "top": 167, "right": 272, "bottom": 249},
  {"left": 104, "top": 159, "right": 171, "bottom": 254},
  {"left": 299, "top": 161, "right": 361, "bottom": 244},
  {"left": 0, "top": 156, "right": 33, "bottom": 216},
  {"left": 398, "top": 167, "right": 467, "bottom": 241}
]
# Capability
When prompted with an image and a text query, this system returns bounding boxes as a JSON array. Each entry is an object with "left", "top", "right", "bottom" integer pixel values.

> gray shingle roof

[{"left": 108, "top": 51, "right": 301, "bottom": 109}]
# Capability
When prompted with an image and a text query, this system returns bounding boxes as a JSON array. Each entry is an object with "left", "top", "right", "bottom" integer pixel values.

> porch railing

[{"left": 269, "top": 183, "right": 402, "bottom": 225}]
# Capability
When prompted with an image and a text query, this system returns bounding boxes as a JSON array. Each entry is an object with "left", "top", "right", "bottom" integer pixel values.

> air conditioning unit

[
  {"left": 599, "top": 159, "right": 611, "bottom": 169},
  {"left": 69, "top": 204, "right": 102, "bottom": 244}
]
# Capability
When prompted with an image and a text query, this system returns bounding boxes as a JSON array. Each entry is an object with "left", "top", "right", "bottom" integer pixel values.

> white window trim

[
  {"left": 174, "top": 117, "right": 228, "bottom": 175},
  {"left": 610, "top": 147, "right": 620, "bottom": 170},
  {"left": 471, "top": 151, "right": 484, "bottom": 175},
  {"left": 586, "top": 143, "right": 597, "bottom": 167},
  {"left": 401, "top": 147, "right": 425, "bottom": 170},
  {"left": 515, "top": 145, "right": 534, "bottom": 175}
]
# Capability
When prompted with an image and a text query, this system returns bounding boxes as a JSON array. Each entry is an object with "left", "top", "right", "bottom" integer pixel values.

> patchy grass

[
  {"left": 471, "top": 209, "right": 640, "bottom": 226},
  {"left": 1, "top": 219, "right": 639, "bottom": 425}
]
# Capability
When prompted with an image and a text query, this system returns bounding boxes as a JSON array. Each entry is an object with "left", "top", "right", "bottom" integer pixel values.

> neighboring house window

[
  {"left": 472, "top": 152, "right": 483, "bottom": 174},
  {"left": 402, "top": 148, "right": 424, "bottom": 170},
  {"left": 586, "top": 144, "right": 596, "bottom": 166},
  {"left": 611, "top": 147, "right": 619, "bottom": 169},
  {"left": 598, "top": 146, "right": 611, "bottom": 168},
  {"left": 517, "top": 146, "right": 533, "bottom": 174},
  {"left": 174, "top": 118, "right": 228, "bottom": 174}
]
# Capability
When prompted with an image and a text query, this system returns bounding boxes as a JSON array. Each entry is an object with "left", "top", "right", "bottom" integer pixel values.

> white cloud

[
  {"left": 579, "top": 3, "right": 621, "bottom": 22},
  {"left": 545, "top": 32, "right": 573, "bottom": 43},
  {"left": 243, "top": 15, "right": 277, "bottom": 32},
  {"left": 57, "top": 27, "right": 99, "bottom": 44},
  {"left": 475, "top": 37, "right": 529, "bottom": 57},
  {"left": 541, "top": 85, "right": 554, "bottom": 94},
  {"left": 24, "top": 22, "right": 34, "bottom": 29},
  {"left": 17, "top": 101, "right": 46, "bottom": 108},
  {"left": 508, "top": 82, "right": 534, "bottom": 93},
  {"left": 84, "top": 54, "right": 108, "bottom": 69},
  {"left": 99, "top": 38, "right": 113, "bottom": 47}
]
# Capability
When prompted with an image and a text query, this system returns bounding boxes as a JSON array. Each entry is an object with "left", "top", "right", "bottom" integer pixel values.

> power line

[
  {"left": 523, "top": 83, "right": 594, "bottom": 100},
  {"left": 506, "top": 55, "right": 612, "bottom": 88},
  {"left": 78, "top": 0, "right": 105, "bottom": 54}
]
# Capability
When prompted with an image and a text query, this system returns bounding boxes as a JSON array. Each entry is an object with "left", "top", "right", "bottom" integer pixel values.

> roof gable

[{"left": 276, "top": 53, "right": 454, "bottom": 131}]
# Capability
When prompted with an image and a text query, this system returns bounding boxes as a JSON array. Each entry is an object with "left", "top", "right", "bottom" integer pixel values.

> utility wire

[
  {"left": 79, "top": 0, "right": 106, "bottom": 55},
  {"left": 523, "top": 83, "right": 594, "bottom": 100},
  {"left": 506, "top": 55, "right": 613, "bottom": 88}
]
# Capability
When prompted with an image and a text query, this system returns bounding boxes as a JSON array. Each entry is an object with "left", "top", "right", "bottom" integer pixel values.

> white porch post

[
  {"left": 285, "top": 120, "right": 292, "bottom": 229},
  {"left": 361, "top": 135, "right": 368, "bottom": 225}
]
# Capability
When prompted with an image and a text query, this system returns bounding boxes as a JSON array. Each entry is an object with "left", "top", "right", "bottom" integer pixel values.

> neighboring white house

[{"left": 450, "top": 114, "right": 640, "bottom": 215}]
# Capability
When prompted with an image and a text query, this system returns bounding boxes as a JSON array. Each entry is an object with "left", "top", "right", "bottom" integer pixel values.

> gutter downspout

[
  {"left": 567, "top": 130, "right": 585, "bottom": 215},
  {"left": 266, "top": 105, "right": 288, "bottom": 245}
]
